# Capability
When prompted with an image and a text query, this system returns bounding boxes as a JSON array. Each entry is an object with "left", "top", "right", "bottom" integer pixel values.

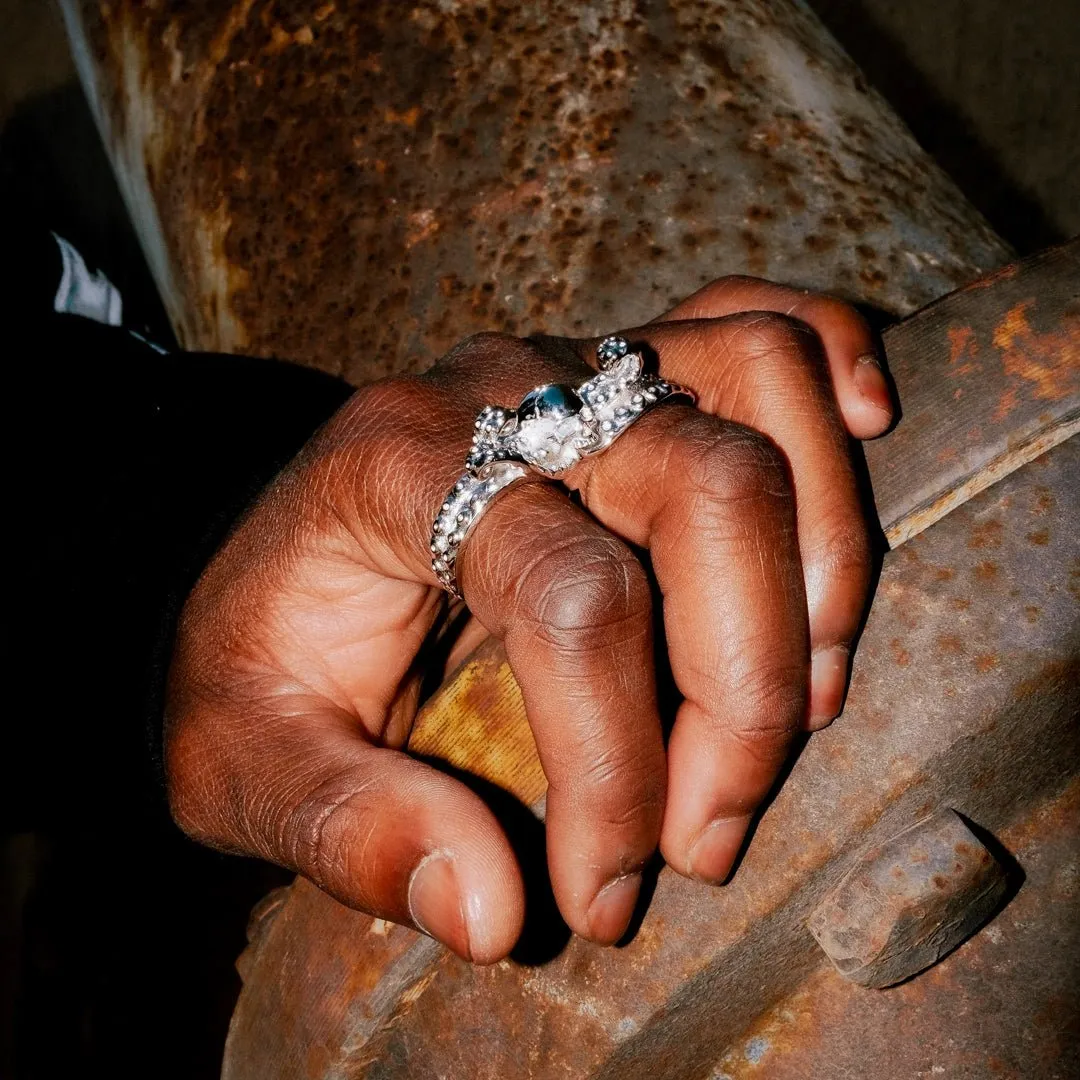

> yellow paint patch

[{"left": 409, "top": 640, "right": 546, "bottom": 808}]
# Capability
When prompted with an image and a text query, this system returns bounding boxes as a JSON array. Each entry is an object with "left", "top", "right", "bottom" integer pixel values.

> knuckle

[
  {"left": 519, "top": 536, "right": 651, "bottom": 648},
  {"left": 724, "top": 661, "right": 806, "bottom": 756},
  {"left": 429, "top": 331, "right": 533, "bottom": 381},
  {"left": 811, "top": 292, "right": 871, "bottom": 335},
  {"left": 690, "top": 274, "right": 751, "bottom": 307},
  {"left": 282, "top": 771, "right": 374, "bottom": 895},
  {"left": 729, "top": 310, "right": 817, "bottom": 360},
  {"left": 574, "top": 735, "right": 666, "bottom": 831},
  {"left": 453, "top": 330, "right": 521, "bottom": 357},
  {"left": 670, "top": 416, "right": 792, "bottom": 511},
  {"left": 808, "top": 515, "right": 872, "bottom": 586}
]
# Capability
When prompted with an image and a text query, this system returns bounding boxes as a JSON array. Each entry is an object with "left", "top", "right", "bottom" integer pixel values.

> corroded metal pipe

[{"left": 59, "top": 0, "right": 1010, "bottom": 382}]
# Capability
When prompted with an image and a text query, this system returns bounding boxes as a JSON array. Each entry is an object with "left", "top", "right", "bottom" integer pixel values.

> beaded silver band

[
  {"left": 430, "top": 336, "right": 694, "bottom": 596},
  {"left": 430, "top": 460, "right": 528, "bottom": 596}
]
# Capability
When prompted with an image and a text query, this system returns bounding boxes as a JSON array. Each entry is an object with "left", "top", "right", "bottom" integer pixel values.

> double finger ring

[{"left": 430, "top": 337, "right": 694, "bottom": 595}]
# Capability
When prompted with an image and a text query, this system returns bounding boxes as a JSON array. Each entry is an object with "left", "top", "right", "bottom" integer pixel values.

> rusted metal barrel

[{"left": 59, "top": 0, "right": 1009, "bottom": 382}]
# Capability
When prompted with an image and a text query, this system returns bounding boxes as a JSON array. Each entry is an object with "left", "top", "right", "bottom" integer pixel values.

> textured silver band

[
  {"left": 430, "top": 336, "right": 694, "bottom": 596},
  {"left": 430, "top": 459, "right": 528, "bottom": 596}
]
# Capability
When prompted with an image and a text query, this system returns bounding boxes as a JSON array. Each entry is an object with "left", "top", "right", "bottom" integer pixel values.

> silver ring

[{"left": 430, "top": 336, "right": 694, "bottom": 596}]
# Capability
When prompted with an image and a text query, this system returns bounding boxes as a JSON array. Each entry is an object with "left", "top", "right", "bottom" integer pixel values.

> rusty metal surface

[
  {"left": 59, "top": 0, "right": 1011, "bottom": 382},
  {"left": 224, "top": 430, "right": 1079, "bottom": 1078},
  {"left": 807, "top": 808, "right": 1008, "bottom": 989},
  {"left": 713, "top": 779, "right": 1080, "bottom": 1080},
  {"left": 868, "top": 241, "right": 1079, "bottom": 548}
]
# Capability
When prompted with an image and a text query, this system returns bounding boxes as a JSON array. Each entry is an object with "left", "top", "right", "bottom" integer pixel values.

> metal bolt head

[{"left": 808, "top": 808, "right": 1008, "bottom": 989}]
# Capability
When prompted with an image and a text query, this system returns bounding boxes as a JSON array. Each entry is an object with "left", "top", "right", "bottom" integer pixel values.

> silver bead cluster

[
  {"left": 597, "top": 335, "right": 630, "bottom": 367},
  {"left": 465, "top": 405, "right": 516, "bottom": 471},
  {"left": 578, "top": 337, "right": 681, "bottom": 451}
]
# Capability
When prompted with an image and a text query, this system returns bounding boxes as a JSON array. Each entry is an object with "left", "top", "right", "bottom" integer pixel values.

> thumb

[{"left": 167, "top": 706, "right": 524, "bottom": 963}]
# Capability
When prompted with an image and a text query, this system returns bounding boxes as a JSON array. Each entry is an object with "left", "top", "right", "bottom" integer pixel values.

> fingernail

[
  {"left": 809, "top": 645, "right": 850, "bottom": 730},
  {"left": 408, "top": 852, "right": 472, "bottom": 960},
  {"left": 854, "top": 352, "right": 893, "bottom": 417},
  {"left": 687, "top": 815, "right": 751, "bottom": 884},
  {"left": 587, "top": 872, "right": 642, "bottom": 944}
]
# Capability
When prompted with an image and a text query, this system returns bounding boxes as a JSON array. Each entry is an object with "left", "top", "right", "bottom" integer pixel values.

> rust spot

[
  {"left": 1027, "top": 529, "right": 1050, "bottom": 546},
  {"left": 993, "top": 386, "right": 1020, "bottom": 422},
  {"left": 968, "top": 520, "right": 1003, "bottom": 550},
  {"left": 936, "top": 635, "right": 965, "bottom": 656},
  {"left": 993, "top": 298, "right": 1080, "bottom": 406},
  {"left": 889, "top": 638, "right": 911, "bottom": 667},
  {"left": 1034, "top": 486, "right": 1056, "bottom": 514},
  {"left": 973, "top": 654, "right": 999, "bottom": 674},
  {"left": 946, "top": 324, "right": 979, "bottom": 377},
  {"left": 1024, "top": 605, "right": 1041, "bottom": 623},
  {"left": 934, "top": 567, "right": 955, "bottom": 581},
  {"left": 803, "top": 233, "right": 834, "bottom": 253},
  {"left": 974, "top": 561, "right": 999, "bottom": 582}
]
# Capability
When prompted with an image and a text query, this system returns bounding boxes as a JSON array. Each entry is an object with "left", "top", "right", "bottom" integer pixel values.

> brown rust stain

[
  {"left": 936, "top": 634, "right": 965, "bottom": 656},
  {"left": 946, "top": 323, "right": 980, "bottom": 376},
  {"left": 975, "top": 560, "right": 999, "bottom": 582},
  {"left": 888, "top": 638, "right": 911, "bottom": 666},
  {"left": 1034, "top": 485, "right": 1057, "bottom": 514},
  {"left": 968, "top": 519, "right": 1003, "bottom": 549}
]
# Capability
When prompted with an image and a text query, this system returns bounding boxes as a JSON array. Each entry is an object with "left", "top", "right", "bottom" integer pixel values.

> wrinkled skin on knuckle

[
  {"left": 282, "top": 777, "right": 369, "bottom": 898},
  {"left": 665, "top": 413, "right": 794, "bottom": 524},
  {"left": 724, "top": 658, "right": 807, "bottom": 752},
  {"left": 518, "top": 536, "right": 652, "bottom": 652},
  {"left": 725, "top": 310, "right": 819, "bottom": 361},
  {"left": 805, "top": 516, "right": 873, "bottom": 592},
  {"left": 571, "top": 734, "right": 665, "bottom": 834}
]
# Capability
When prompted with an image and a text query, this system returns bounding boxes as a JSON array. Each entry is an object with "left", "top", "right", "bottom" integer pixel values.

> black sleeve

[{"left": 5, "top": 313, "right": 354, "bottom": 827}]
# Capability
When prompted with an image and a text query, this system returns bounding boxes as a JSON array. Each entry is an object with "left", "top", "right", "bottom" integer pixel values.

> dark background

[{"left": 2, "top": 0, "right": 1077, "bottom": 1076}]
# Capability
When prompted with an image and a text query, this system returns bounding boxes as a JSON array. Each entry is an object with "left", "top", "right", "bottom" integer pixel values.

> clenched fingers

[{"left": 568, "top": 405, "right": 808, "bottom": 883}]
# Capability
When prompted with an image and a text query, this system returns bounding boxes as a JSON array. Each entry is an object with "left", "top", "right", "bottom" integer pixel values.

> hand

[{"left": 165, "top": 276, "right": 893, "bottom": 963}]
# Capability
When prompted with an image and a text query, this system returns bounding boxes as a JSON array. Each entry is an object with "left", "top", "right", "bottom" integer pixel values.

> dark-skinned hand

[{"left": 165, "top": 276, "right": 893, "bottom": 962}]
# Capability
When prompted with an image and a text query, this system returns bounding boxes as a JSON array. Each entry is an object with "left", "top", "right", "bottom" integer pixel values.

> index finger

[{"left": 655, "top": 275, "right": 894, "bottom": 438}]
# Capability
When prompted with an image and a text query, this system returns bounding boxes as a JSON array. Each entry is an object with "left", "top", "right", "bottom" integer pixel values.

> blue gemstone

[{"left": 517, "top": 383, "right": 583, "bottom": 422}]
